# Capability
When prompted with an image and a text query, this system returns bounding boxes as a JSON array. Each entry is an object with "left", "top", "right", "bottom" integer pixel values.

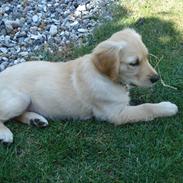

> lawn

[{"left": 0, "top": 0, "right": 183, "bottom": 182}]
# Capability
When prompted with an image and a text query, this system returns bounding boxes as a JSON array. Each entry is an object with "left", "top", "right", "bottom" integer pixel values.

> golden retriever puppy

[{"left": 0, "top": 28, "right": 178, "bottom": 144}]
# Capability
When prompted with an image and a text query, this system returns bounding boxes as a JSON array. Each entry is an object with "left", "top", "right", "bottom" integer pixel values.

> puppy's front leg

[{"left": 114, "top": 102, "right": 178, "bottom": 125}]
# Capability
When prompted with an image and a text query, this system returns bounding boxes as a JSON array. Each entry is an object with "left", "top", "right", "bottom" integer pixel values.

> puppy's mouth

[
  {"left": 129, "top": 81, "right": 154, "bottom": 88},
  {"left": 129, "top": 82, "right": 137, "bottom": 87}
]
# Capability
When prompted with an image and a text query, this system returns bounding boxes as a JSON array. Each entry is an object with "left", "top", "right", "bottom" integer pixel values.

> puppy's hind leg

[
  {"left": 0, "top": 122, "right": 13, "bottom": 145},
  {"left": 16, "top": 112, "right": 49, "bottom": 128},
  {"left": 0, "top": 89, "right": 31, "bottom": 144}
]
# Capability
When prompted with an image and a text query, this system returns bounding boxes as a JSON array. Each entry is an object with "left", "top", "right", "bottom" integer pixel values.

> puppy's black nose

[{"left": 150, "top": 75, "right": 160, "bottom": 83}]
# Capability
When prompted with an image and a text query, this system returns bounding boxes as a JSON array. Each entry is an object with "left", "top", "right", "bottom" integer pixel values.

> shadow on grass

[{"left": 39, "top": 3, "right": 182, "bottom": 67}]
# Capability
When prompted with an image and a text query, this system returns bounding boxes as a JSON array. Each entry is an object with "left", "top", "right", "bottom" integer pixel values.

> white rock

[
  {"left": 74, "top": 10, "right": 81, "bottom": 17},
  {"left": 14, "top": 58, "right": 25, "bottom": 64},
  {"left": 70, "top": 20, "right": 79, "bottom": 27},
  {"left": 77, "top": 5, "right": 86, "bottom": 11},
  {"left": 14, "top": 60, "right": 19, "bottom": 65},
  {"left": 78, "top": 28, "right": 88, "bottom": 33},
  {"left": 43, "top": 6, "right": 47, "bottom": 12},
  {"left": 60, "top": 31, "right": 65, "bottom": 36},
  {"left": 19, "top": 51, "right": 29, "bottom": 57},
  {"left": 29, "top": 33, "right": 42, "bottom": 40},
  {"left": 64, "top": 10, "right": 70, "bottom": 16},
  {"left": 41, "top": 0, "right": 46, "bottom": 4},
  {"left": 4, "top": 6, "right": 10, "bottom": 13},
  {"left": 32, "top": 15, "right": 39, "bottom": 23},
  {"left": 49, "top": 25, "right": 58, "bottom": 36},
  {"left": 68, "top": 15, "right": 75, "bottom": 21},
  {"left": 1, "top": 57, "right": 8, "bottom": 62}
]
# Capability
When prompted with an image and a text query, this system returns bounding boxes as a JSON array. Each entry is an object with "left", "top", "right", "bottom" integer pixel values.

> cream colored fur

[{"left": 0, "top": 28, "right": 178, "bottom": 144}]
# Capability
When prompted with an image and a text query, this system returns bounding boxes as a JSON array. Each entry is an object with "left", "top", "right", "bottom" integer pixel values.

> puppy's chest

[{"left": 29, "top": 95, "right": 93, "bottom": 120}]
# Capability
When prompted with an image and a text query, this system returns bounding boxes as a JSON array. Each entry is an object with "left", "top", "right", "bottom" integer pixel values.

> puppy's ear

[{"left": 92, "top": 41, "right": 126, "bottom": 82}]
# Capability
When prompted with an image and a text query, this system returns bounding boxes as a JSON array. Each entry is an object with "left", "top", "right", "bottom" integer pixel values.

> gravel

[{"left": 0, "top": 0, "right": 115, "bottom": 72}]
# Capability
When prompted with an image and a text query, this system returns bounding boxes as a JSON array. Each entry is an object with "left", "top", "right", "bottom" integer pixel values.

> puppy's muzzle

[{"left": 150, "top": 74, "right": 160, "bottom": 83}]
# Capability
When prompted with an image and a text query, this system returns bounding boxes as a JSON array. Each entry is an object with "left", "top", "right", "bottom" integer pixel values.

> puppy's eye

[{"left": 129, "top": 58, "right": 140, "bottom": 66}]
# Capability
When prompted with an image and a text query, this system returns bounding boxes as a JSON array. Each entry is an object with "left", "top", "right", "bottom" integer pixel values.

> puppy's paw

[
  {"left": 30, "top": 118, "right": 48, "bottom": 128},
  {"left": 158, "top": 101, "right": 178, "bottom": 116},
  {"left": 0, "top": 128, "right": 13, "bottom": 145}
]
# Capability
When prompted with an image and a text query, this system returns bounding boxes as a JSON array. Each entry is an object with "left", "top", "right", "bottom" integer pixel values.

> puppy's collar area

[{"left": 119, "top": 81, "right": 129, "bottom": 91}]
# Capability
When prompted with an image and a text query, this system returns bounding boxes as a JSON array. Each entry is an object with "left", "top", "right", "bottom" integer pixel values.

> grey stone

[
  {"left": 65, "top": 22, "right": 71, "bottom": 29},
  {"left": 9, "top": 62, "right": 14, "bottom": 66},
  {"left": 0, "top": 47, "right": 8, "bottom": 54},
  {"left": 49, "top": 25, "right": 57, "bottom": 36},
  {"left": 4, "top": 5, "right": 11, "bottom": 13},
  {"left": 19, "top": 17, "right": 25, "bottom": 25},
  {"left": 30, "top": 26, "right": 38, "bottom": 34},
  {"left": 4, "top": 35, "right": 11, "bottom": 44},
  {"left": 4, "top": 19, "right": 20, "bottom": 33},
  {"left": 19, "top": 51, "right": 29, "bottom": 57},
  {"left": 0, "top": 35, "right": 5, "bottom": 42},
  {"left": 19, "top": 58, "right": 26, "bottom": 63},
  {"left": 64, "top": 31, "right": 70, "bottom": 37},
  {"left": 1, "top": 57, "right": 8, "bottom": 62},
  {"left": 63, "top": 10, "right": 71, "bottom": 17},
  {"left": 2, "top": 61, "right": 9, "bottom": 68},
  {"left": 30, "top": 33, "right": 43, "bottom": 40},
  {"left": 0, "top": 64, "right": 5, "bottom": 71},
  {"left": 3, "top": 21, "right": 13, "bottom": 33},
  {"left": 66, "top": 40, "right": 70, "bottom": 44},
  {"left": 15, "top": 31, "right": 27, "bottom": 38},
  {"left": 15, "top": 46, "right": 21, "bottom": 53}
]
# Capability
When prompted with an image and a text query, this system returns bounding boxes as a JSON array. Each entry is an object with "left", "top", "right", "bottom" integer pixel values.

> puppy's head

[{"left": 92, "top": 28, "right": 159, "bottom": 87}]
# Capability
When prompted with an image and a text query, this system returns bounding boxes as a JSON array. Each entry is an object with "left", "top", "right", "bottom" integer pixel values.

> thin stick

[
  {"left": 149, "top": 53, "right": 159, "bottom": 60},
  {"left": 155, "top": 56, "right": 164, "bottom": 69},
  {"left": 158, "top": 67, "right": 178, "bottom": 90},
  {"left": 150, "top": 53, "right": 163, "bottom": 68}
]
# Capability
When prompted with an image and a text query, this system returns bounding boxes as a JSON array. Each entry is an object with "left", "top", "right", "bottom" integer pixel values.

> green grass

[{"left": 1, "top": 0, "right": 183, "bottom": 182}]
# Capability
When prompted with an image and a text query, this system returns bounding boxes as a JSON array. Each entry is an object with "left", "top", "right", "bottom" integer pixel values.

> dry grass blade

[{"left": 150, "top": 53, "right": 178, "bottom": 90}]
